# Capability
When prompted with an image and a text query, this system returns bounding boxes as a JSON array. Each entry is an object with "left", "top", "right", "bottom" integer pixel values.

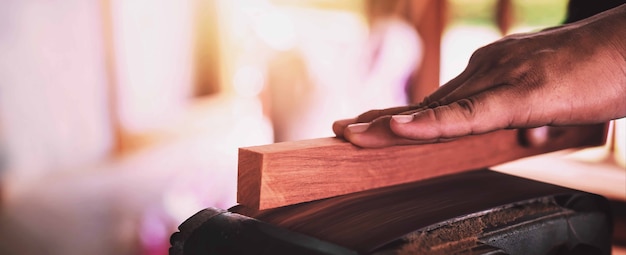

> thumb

[{"left": 389, "top": 86, "right": 533, "bottom": 140}]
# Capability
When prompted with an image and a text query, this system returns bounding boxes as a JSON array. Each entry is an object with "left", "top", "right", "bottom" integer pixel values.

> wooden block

[{"left": 238, "top": 124, "right": 607, "bottom": 210}]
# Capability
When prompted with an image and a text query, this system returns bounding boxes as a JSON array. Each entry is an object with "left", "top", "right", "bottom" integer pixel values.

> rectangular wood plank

[{"left": 238, "top": 124, "right": 607, "bottom": 210}]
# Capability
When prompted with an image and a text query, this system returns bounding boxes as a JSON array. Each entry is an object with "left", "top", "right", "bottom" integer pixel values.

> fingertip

[
  {"left": 343, "top": 120, "right": 396, "bottom": 148},
  {"left": 332, "top": 118, "right": 357, "bottom": 137},
  {"left": 343, "top": 125, "right": 375, "bottom": 148}
]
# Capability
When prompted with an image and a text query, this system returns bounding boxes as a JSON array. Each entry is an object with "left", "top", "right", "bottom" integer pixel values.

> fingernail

[
  {"left": 392, "top": 115, "right": 414, "bottom": 124},
  {"left": 347, "top": 123, "right": 370, "bottom": 133}
]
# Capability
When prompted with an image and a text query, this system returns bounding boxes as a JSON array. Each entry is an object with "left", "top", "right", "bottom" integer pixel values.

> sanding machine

[
  {"left": 170, "top": 170, "right": 612, "bottom": 255},
  {"left": 168, "top": 125, "right": 616, "bottom": 255}
]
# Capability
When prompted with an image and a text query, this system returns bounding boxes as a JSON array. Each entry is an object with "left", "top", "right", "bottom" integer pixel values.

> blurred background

[{"left": 0, "top": 0, "right": 623, "bottom": 254}]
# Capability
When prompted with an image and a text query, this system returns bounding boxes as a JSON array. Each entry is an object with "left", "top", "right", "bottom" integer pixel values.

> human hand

[{"left": 333, "top": 4, "right": 626, "bottom": 148}]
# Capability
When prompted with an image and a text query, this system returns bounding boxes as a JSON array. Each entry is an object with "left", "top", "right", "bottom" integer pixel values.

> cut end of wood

[
  {"left": 237, "top": 148, "right": 264, "bottom": 208},
  {"left": 237, "top": 138, "right": 364, "bottom": 210}
]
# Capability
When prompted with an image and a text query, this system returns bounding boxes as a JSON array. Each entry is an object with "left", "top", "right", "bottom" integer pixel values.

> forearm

[
  {"left": 598, "top": 4, "right": 626, "bottom": 117},
  {"left": 585, "top": 4, "right": 626, "bottom": 64},
  {"left": 568, "top": 4, "right": 626, "bottom": 120}
]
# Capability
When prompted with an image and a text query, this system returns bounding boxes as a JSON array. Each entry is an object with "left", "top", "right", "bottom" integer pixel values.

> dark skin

[{"left": 334, "top": 4, "right": 626, "bottom": 148}]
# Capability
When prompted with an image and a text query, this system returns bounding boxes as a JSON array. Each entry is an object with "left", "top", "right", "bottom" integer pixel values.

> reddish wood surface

[{"left": 238, "top": 124, "right": 606, "bottom": 210}]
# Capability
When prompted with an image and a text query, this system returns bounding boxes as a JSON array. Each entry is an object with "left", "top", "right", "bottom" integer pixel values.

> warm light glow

[
  {"left": 111, "top": 0, "right": 194, "bottom": 133},
  {"left": 252, "top": 9, "right": 297, "bottom": 51},
  {"left": 233, "top": 0, "right": 297, "bottom": 51},
  {"left": 233, "top": 65, "right": 266, "bottom": 97}
]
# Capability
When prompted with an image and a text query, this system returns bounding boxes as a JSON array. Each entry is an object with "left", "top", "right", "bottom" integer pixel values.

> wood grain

[{"left": 238, "top": 124, "right": 607, "bottom": 210}]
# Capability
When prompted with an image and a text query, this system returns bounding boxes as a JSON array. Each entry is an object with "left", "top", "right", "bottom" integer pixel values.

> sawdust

[
  {"left": 394, "top": 219, "right": 485, "bottom": 254},
  {"left": 388, "top": 199, "right": 563, "bottom": 254}
]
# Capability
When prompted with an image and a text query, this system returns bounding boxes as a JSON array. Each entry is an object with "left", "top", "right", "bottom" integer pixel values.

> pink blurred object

[{"left": 139, "top": 207, "right": 171, "bottom": 255}]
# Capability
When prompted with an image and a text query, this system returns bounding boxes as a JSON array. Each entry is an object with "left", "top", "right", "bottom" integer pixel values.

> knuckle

[
  {"left": 469, "top": 42, "right": 501, "bottom": 62},
  {"left": 456, "top": 98, "right": 477, "bottom": 120},
  {"left": 468, "top": 46, "right": 487, "bottom": 64},
  {"left": 470, "top": 39, "right": 519, "bottom": 68},
  {"left": 433, "top": 99, "right": 478, "bottom": 136}
]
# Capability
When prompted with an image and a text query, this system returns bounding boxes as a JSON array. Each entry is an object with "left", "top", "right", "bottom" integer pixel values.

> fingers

[
  {"left": 427, "top": 57, "right": 509, "bottom": 108},
  {"left": 332, "top": 105, "right": 418, "bottom": 137},
  {"left": 333, "top": 58, "right": 489, "bottom": 139},
  {"left": 333, "top": 69, "right": 498, "bottom": 142},
  {"left": 343, "top": 117, "right": 398, "bottom": 148},
  {"left": 333, "top": 44, "right": 512, "bottom": 145},
  {"left": 435, "top": 74, "right": 500, "bottom": 107},
  {"left": 389, "top": 85, "right": 537, "bottom": 141},
  {"left": 424, "top": 67, "right": 477, "bottom": 106},
  {"left": 342, "top": 116, "right": 438, "bottom": 148},
  {"left": 332, "top": 118, "right": 357, "bottom": 137}
]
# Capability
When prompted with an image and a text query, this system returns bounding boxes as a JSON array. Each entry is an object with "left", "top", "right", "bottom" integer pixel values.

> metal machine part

[
  {"left": 169, "top": 208, "right": 356, "bottom": 255},
  {"left": 374, "top": 194, "right": 611, "bottom": 254},
  {"left": 170, "top": 170, "right": 612, "bottom": 255}
]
